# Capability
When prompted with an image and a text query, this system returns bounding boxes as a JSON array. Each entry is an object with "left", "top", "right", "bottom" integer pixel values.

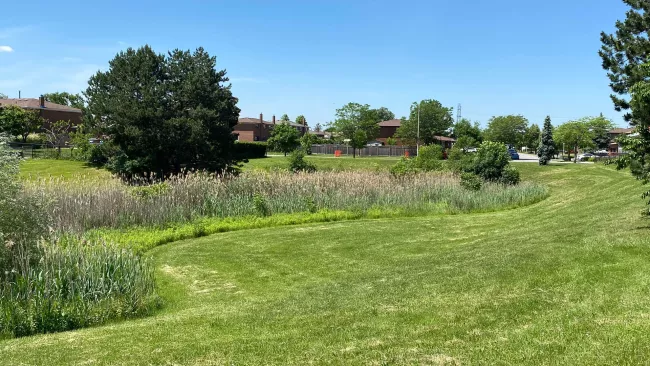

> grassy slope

[
  {"left": 4, "top": 164, "right": 650, "bottom": 364},
  {"left": 243, "top": 155, "right": 400, "bottom": 171},
  {"left": 19, "top": 159, "right": 111, "bottom": 180}
]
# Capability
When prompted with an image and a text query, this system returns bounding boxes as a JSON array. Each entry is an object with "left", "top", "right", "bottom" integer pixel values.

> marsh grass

[
  {"left": 26, "top": 171, "right": 548, "bottom": 233},
  {"left": 0, "top": 239, "right": 160, "bottom": 339}
]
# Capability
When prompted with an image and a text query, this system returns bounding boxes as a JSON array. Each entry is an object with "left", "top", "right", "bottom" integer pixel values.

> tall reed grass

[
  {"left": 26, "top": 171, "right": 548, "bottom": 233},
  {"left": 0, "top": 239, "right": 160, "bottom": 339}
]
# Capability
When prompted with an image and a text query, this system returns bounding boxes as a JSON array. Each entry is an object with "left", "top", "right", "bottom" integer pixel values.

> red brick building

[
  {"left": 234, "top": 113, "right": 308, "bottom": 142},
  {"left": 608, "top": 127, "right": 634, "bottom": 155},
  {"left": 0, "top": 96, "right": 82, "bottom": 129},
  {"left": 377, "top": 119, "right": 455, "bottom": 148}
]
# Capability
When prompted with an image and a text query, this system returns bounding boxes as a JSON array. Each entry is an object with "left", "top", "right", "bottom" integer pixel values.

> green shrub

[
  {"left": 390, "top": 157, "right": 419, "bottom": 178},
  {"left": 447, "top": 146, "right": 473, "bottom": 172},
  {"left": 470, "top": 141, "right": 511, "bottom": 181},
  {"left": 253, "top": 193, "right": 271, "bottom": 217},
  {"left": 0, "top": 239, "right": 160, "bottom": 339},
  {"left": 233, "top": 141, "right": 267, "bottom": 160},
  {"left": 288, "top": 149, "right": 316, "bottom": 173},
  {"left": 130, "top": 182, "right": 170, "bottom": 200},
  {"left": 460, "top": 172, "right": 482, "bottom": 191},
  {"left": 416, "top": 144, "right": 444, "bottom": 171},
  {"left": 499, "top": 166, "right": 521, "bottom": 185}
]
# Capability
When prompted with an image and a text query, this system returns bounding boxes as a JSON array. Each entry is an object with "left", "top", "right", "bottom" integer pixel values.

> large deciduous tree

[
  {"left": 484, "top": 115, "right": 529, "bottom": 148},
  {"left": 523, "top": 124, "right": 541, "bottom": 153},
  {"left": 280, "top": 114, "right": 290, "bottom": 123},
  {"left": 0, "top": 105, "right": 43, "bottom": 142},
  {"left": 590, "top": 114, "right": 615, "bottom": 150},
  {"left": 537, "top": 116, "right": 555, "bottom": 165},
  {"left": 295, "top": 115, "right": 306, "bottom": 126},
  {"left": 554, "top": 118, "right": 595, "bottom": 163},
  {"left": 268, "top": 122, "right": 300, "bottom": 156},
  {"left": 396, "top": 99, "right": 454, "bottom": 145},
  {"left": 373, "top": 107, "right": 395, "bottom": 122},
  {"left": 85, "top": 45, "right": 240, "bottom": 177},
  {"left": 332, "top": 102, "right": 380, "bottom": 158},
  {"left": 453, "top": 118, "right": 483, "bottom": 146}
]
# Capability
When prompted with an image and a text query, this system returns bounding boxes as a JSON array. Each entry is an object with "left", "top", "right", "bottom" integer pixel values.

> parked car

[
  {"left": 593, "top": 150, "right": 609, "bottom": 157},
  {"left": 577, "top": 153, "right": 594, "bottom": 161},
  {"left": 366, "top": 141, "right": 383, "bottom": 147},
  {"left": 465, "top": 147, "right": 478, "bottom": 153},
  {"left": 508, "top": 149, "right": 519, "bottom": 160}
]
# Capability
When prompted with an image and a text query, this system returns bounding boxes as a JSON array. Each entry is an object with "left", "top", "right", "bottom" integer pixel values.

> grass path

[{"left": 4, "top": 164, "right": 650, "bottom": 364}]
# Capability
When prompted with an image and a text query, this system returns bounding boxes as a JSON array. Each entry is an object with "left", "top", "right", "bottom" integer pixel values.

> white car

[
  {"left": 577, "top": 153, "right": 594, "bottom": 161},
  {"left": 366, "top": 141, "right": 383, "bottom": 147}
]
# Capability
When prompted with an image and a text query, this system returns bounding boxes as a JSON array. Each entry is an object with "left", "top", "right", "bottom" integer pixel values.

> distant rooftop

[
  {"left": 378, "top": 119, "right": 402, "bottom": 127},
  {"left": 0, "top": 98, "right": 82, "bottom": 113},
  {"left": 609, "top": 127, "right": 634, "bottom": 134}
]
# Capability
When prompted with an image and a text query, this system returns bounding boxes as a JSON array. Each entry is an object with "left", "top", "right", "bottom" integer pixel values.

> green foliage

[
  {"left": 389, "top": 157, "right": 418, "bottom": 178},
  {"left": 280, "top": 114, "right": 290, "bottom": 122},
  {"left": 268, "top": 122, "right": 300, "bottom": 156},
  {"left": 0, "top": 139, "right": 49, "bottom": 276},
  {"left": 373, "top": 106, "right": 395, "bottom": 122},
  {"left": 295, "top": 115, "right": 306, "bottom": 126},
  {"left": 590, "top": 115, "right": 615, "bottom": 149},
  {"left": 85, "top": 45, "right": 240, "bottom": 177},
  {"left": 70, "top": 127, "right": 94, "bottom": 161},
  {"left": 0, "top": 106, "right": 43, "bottom": 143},
  {"left": 130, "top": 182, "right": 170, "bottom": 200},
  {"left": 332, "top": 102, "right": 380, "bottom": 157},
  {"left": 233, "top": 141, "right": 267, "bottom": 160},
  {"left": 288, "top": 149, "right": 316, "bottom": 173},
  {"left": 386, "top": 137, "right": 397, "bottom": 146},
  {"left": 415, "top": 144, "right": 443, "bottom": 171},
  {"left": 554, "top": 117, "right": 600, "bottom": 162},
  {"left": 396, "top": 99, "right": 454, "bottom": 145},
  {"left": 499, "top": 165, "right": 521, "bottom": 185},
  {"left": 253, "top": 193, "right": 271, "bottom": 217},
  {"left": 538, "top": 116, "right": 556, "bottom": 165},
  {"left": 300, "top": 133, "right": 317, "bottom": 154},
  {"left": 469, "top": 141, "right": 512, "bottom": 182},
  {"left": 484, "top": 115, "right": 529, "bottom": 148},
  {"left": 44, "top": 120, "right": 72, "bottom": 156},
  {"left": 0, "top": 239, "right": 160, "bottom": 339},
  {"left": 460, "top": 172, "right": 482, "bottom": 191},
  {"left": 453, "top": 118, "right": 483, "bottom": 143},
  {"left": 523, "top": 124, "right": 541, "bottom": 153},
  {"left": 44, "top": 92, "right": 85, "bottom": 110}
]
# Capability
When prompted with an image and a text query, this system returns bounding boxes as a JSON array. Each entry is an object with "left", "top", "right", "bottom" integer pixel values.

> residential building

[
  {"left": 377, "top": 119, "right": 455, "bottom": 148},
  {"left": 234, "top": 113, "right": 307, "bottom": 142},
  {"left": 0, "top": 96, "right": 82, "bottom": 129},
  {"left": 608, "top": 127, "right": 634, "bottom": 155}
]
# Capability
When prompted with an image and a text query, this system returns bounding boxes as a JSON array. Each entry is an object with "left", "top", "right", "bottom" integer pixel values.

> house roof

[
  {"left": 434, "top": 135, "right": 456, "bottom": 142},
  {"left": 609, "top": 127, "right": 634, "bottom": 134},
  {"left": 378, "top": 119, "right": 402, "bottom": 127},
  {"left": 237, "top": 117, "right": 306, "bottom": 128},
  {"left": 0, "top": 98, "right": 82, "bottom": 113}
]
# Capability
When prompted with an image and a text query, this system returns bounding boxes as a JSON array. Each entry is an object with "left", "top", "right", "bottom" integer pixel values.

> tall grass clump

[
  {"left": 28, "top": 170, "right": 548, "bottom": 233},
  {"left": 0, "top": 239, "right": 160, "bottom": 339}
]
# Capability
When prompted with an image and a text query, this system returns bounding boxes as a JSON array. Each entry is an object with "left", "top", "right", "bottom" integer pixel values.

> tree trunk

[
  {"left": 353, "top": 148, "right": 356, "bottom": 158},
  {"left": 574, "top": 144, "right": 578, "bottom": 163}
]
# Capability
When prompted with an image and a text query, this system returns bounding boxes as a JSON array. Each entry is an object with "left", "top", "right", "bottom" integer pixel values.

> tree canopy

[
  {"left": 332, "top": 102, "right": 380, "bottom": 157},
  {"left": 523, "top": 124, "right": 541, "bottom": 152},
  {"left": 0, "top": 93, "right": 7, "bottom": 99},
  {"left": 295, "top": 115, "right": 306, "bottom": 126},
  {"left": 538, "top": 116, "right": 555, "bottom": 165},
  {"left": 590, "top": 115, "right": 615, "bottom": 149},
  {"left": 85, "top": 45, "right": 240, "bottom": 177},
  {"left": 280, "top": 114, "right": 290, "bottom": 122},
  {"left": 554, "top": 118, "right": 596, "bottom": 162},
  {"left": 373, "top": 107, "right": 395, "bottom": 122},
  {"left": 44, "top": 92, "right": 85, "bottom": 109},
  {"left": 268, "top": 123, "right": 300, "bottom": 156},
  {"left": 600, "top": 1, "right": 650, "bottom": 121},
  {"left": 453, "top": 118, "right": 482, "bottom": 146},
  {"left": 396, "top": 99, "right": 454, "bottom": 145},
  {"left": 0, "top": 105, "right": 43, "bottom": 143},
  {"left": 484, "top": 115, "right": 529, "bottom": 148}
]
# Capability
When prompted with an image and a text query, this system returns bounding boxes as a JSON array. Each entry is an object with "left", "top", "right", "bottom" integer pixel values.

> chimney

[
  {"left": 259, "top": 113, "right": 263, "bottom": 123},
  {"left": 39, "top": 95, "right": 45, "bottom": 108},
  {"left": 272, "top": 115, "right": 276, "bottom": 124}
]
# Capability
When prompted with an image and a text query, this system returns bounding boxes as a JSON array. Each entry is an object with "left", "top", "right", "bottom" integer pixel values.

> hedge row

[{"left": 233, "top": 141, "right": 267, "bottom": 159}]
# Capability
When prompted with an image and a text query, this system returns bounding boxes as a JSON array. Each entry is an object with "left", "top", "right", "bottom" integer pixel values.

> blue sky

[{"left": 0, "top": 0, "right": 630, "bottom": 127}]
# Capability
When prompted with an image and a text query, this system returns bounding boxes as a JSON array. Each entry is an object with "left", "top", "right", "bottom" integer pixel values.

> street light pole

[{"left": 417, "top": 102, "right": 420, "bottom": 156}]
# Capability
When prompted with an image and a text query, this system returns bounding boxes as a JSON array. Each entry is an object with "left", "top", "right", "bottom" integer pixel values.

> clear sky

[{"left": 0, "top": 0, "right": 631, "bottom": 127}]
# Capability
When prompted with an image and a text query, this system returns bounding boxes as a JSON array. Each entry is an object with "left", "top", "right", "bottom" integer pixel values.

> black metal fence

[
  {"left": 7, "top": 142, "right": 74, "bottom": 159},
  {"left": 311, "top": 144, "right": 416, "bottom": 157}
]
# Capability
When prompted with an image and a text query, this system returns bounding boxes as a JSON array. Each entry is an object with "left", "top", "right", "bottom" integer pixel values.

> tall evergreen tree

[{"left": 537, "top": 116, "right": 555, "bottom": 165}]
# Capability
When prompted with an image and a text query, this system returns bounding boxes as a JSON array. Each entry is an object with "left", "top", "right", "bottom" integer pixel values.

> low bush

[
  {"left": 416, "top": 144, "right": 444, "bottom": 171},
  {"left": 470, "top": 141, "right": 511, "bottom": 181},
  {"left": 0, "top": 239, "right": 160, "bottom": 339},
  {"left": 499, "top": 165, "right": 521, "bottom": 185},
  {"left": 288, "top": 149, "right": 316, "bottom": 173},
  {"left": 233, "top": 141, "right": 267, "bottom": 160},
  {"left": 390, "top": 157, "right": 419, "bottom": 178},
  {"left": 460, "top": 172, "right": 482, "bottom": 191}
]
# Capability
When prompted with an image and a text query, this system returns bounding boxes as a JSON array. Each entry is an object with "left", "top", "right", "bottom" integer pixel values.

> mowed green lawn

[
  {"left": 19, "top": 159, "right": 111, "bottom": 180},
  {"left": 243, "top": 155, "right": 400, "bottom": 171},
  {"left": 5, "top": 164, "right": 650, "bottom": 364}
]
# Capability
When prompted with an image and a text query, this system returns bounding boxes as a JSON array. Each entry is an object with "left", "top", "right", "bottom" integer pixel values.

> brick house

[
  {"left": 608, "top": 127, "right": 635, "bottom": 155},
  {"left": 234, "top": 113, "right": 308, "bottom": 142},
  {"left": 0, "top": 96, "right": 82, "bottom": 130},
  {"left": 377, "top": 119, "right": 455, "bottom": 148}
]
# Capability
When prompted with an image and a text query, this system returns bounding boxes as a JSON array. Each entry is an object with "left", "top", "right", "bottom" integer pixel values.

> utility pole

[
  {"left": 417, "top": 102, "right": 420, "bottom": 156},
  {"left": 456, "top": 104, "right": 462, "bottom": 124}
]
